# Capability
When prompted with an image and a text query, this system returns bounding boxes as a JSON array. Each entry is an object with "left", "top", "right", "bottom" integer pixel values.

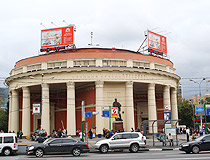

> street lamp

[{"left": 189, "top": 78, "right": 205, "bottom": 131}]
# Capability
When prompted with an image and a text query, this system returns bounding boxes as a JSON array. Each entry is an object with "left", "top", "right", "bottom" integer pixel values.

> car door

[
  {"left": 62, "top": 139, "right": 77, "bottom": 153},
  {"left": 199, "top": 135, "right": 210, "bottom": 151},
  {"left": 121, "top": 134, "right": 132, "bottom": 148},
  {"left": 45, "top": 139, "right": 63, "bottom": 154},
  {"left": 109, "top": 134, "right": 123, "bottom": 149}
]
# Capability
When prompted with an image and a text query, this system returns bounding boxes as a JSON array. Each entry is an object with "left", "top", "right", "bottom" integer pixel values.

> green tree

[
  {"left": 178, "top": 98, "right": 193, "bottom": 127},
  {"left": 0, "top": 102, "right": 8, "bottom": 132}
]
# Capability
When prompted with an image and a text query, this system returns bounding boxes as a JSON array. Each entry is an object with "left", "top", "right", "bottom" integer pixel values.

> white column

[
  {"left": 95, "top": 81, "right": 104, "bottom": 134},
  {"left": 8, "top": 92, "right": 12, "bottom": 132},
  {"left": 11, "top": 89, "right": 19, "bottom": 133},
  {"left": 148, "top": 83, "right": 157, "bottom": 133},
  {"left": 163, "top": 85, "right": 171, "bottom": 109},
  {"left": 171, "top": 88, "right": 178, "bottom": 123},
  {"left": 126, "top": 81, "right": 135, "bottom": 131},
  {"left": 22, "top": 86, "right": 31, "bottom": 137},
  {"left": 42, "top": 83, "right": 50, "bottom": 135},
  {"left": 67, "top": 82, "right": 76, "bottom": 135}
]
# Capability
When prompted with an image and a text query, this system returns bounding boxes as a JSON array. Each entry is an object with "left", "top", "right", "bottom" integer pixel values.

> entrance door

[{"left": 37, "top": 119, "right": 41, "bottom": 130}]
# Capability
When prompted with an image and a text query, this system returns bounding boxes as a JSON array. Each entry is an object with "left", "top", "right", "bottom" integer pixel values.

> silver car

[{"left": 94, "top": 132, "right": 146, "bottom": 153}]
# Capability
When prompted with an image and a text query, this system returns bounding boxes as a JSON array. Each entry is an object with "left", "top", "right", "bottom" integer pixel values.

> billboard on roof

[
  {"left": 148, "top": 30, "right": 167, "bottom": 54},
  {"left": 41, "top": 26, "right": 74, "bottom": 48}
]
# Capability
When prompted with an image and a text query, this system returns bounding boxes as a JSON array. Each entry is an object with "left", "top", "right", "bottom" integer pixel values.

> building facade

[{"left": 6, "top": 48, "right": 180, "bottom": 137}]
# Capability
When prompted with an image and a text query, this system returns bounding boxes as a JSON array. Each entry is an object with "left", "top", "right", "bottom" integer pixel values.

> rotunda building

[{"left": 6, "top": 48, "right": 180, "bottom": 136}]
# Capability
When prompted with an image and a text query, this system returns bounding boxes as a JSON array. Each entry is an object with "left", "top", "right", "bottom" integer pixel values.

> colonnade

[{"left": 8, "top": 82, "right": 178, "bottom": 136}]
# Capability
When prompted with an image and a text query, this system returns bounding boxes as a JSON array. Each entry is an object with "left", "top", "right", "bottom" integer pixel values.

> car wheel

[
  {"left": 35, "top": 148, "right": 44, "bottom": 157},
  {"left": 72, "top": 148, "right": 81, "bottom": 156},
  {"left": 130, "top": 144, "right": 139, "bottom": 153},
  {"left": 100, "top": 144, "right": 109, "bottom": 153},
  {"left": 3, "top": 148, "right": 11, "bottom": 156},
  {"left": 192, "top": 146, "right": 199, "bottom": 154}
]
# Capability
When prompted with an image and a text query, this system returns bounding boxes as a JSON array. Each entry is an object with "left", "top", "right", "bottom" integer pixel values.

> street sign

[
  {"left": 102, "top": 110, "right": 109, "bottom": 117},
  {"left": 85, "top": 112, "right": 92, "bottom": 118},
  {"left": 103, "top": 107, "right": 109, "bottom": 111},
  {"left": 92, "top": 112, "right": 99, "bottom": 115},
  {"left": 206, "top": 105, "right": 210, "bottom": 115},
  {"left": 111, "top": 107, "right": 118, "bottom": 118},
  {"left": 195, "top": 105, "right": 204, "bottom": 116}
]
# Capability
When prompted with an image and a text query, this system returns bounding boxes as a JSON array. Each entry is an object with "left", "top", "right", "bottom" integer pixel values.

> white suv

[
  {"left": 0, "top": 133, "right": 18, "bottom": 156},
  {"left": 94, "top": 132, "right": 146, "bottom": 153}
]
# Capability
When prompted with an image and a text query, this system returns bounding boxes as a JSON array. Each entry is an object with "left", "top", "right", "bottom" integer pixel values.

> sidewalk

[{"left": 17, "top": 134, "right": 189, "bottom": 154}]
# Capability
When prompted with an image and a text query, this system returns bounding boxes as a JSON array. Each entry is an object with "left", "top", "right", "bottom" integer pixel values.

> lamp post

[{"left": 190, "top": 78, "right": 205, "bottom": 131}]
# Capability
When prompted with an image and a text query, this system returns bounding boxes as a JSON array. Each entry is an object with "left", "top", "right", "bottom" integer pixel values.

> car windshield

[
  {"left": 43, "top": 138, "right": 53, "bottom": 144},
  {"left": 194, "top": 135, "right": 206, "bottom": 141}
]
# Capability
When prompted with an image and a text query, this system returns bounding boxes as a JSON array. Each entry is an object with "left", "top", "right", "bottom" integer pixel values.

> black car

[
  {"left": 26, "top": 138, "right": 89, "bottom": 157},
  {"left": 179, "top": 134, "right": 210, "bottom": 154}
]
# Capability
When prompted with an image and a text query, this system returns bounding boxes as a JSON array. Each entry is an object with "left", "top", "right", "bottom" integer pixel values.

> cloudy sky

[{"left": 1, "top": 0, "right": 210, "bottom": 98}]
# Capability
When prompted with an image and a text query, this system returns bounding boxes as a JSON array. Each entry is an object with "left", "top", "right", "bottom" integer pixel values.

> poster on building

[
  {"left": 111, "top": 107, "right": 119, "bottom": 118},
  {"left": 33, "top": 104, "right": 41, "bottom": 115},
  {"left": 41, "top": 26, "right": 74, "bottom": 48},
  {"left": 148, "top": 30, "right": 167, "bottom": 54},
  {"left": 164, "top": 111, "right": 171, "bottom": 121}
]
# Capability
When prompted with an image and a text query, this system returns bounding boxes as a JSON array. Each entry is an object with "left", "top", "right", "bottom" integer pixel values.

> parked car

[
  {"left": 0, "top": 133, "right": 18, "bottom": 156},
  {"left": 179, "top": 134, "right": 210, "bottom": 154},
  {"left": 31, "top": 130, "right": 47, "bottom": 142},
  {"left": 26, "top": 138, "right": 89, "bottom": 157},
  {"left": 94, "top": 132, "right": 146, "bottom": 153}
]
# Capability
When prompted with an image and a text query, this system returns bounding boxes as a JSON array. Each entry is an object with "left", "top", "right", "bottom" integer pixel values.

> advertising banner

[
  {"left": 164, "top": 111, "right": 171, "bottom": 122},
  {"left": 41, "top": 26, "right": 74, "bottom": 48},
  {"left": 148, "top": 30, "right": 167, "bottom": 54},
  {"left": 111, "top": 107, "right": 118, "bottom": 118},
  {"left": 195, "top": 105, "right": 204, "bottom": 116}
]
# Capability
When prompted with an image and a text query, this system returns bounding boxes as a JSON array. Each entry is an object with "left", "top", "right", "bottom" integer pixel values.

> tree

[
  {"left": 0, "top": 101, "right": 8, "bottom": 132},
  {"left": 178, "top": 98, "right": 193, "bottom": 127}
]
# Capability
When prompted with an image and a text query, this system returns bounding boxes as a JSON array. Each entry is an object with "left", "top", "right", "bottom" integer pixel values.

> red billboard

[
  {"left": 41, "top": 26, "right": 74, "bottom": 48},
  {"left": 148, "top": 30, "right": 167, "bottom": 54}
]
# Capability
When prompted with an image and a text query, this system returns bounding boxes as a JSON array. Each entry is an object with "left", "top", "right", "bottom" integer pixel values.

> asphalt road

[{"left": 2, "top": 150, "right": 210, "bottom": 160}]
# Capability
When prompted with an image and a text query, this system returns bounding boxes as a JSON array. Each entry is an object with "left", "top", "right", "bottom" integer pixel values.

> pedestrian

[
  {"left": 79, "top": 131, "right": 85, "bottom": 141},
  {"left": 19, "top": 130, "right": 23, "bottom": 139},
  {"left": 130, "top": 128, "right": 134, "bottom": 132},
  {"left": 186, "top": 127, "right": 190, "bottom": 142},
  {"left": 168, "top": 133, "right": 173, "bottom": 146},
  {"left": 158, "top": 134, "right": 166, "bottom": 146},
  {"left": 88, "top": 129, "right": 92, "bottom": 139}
]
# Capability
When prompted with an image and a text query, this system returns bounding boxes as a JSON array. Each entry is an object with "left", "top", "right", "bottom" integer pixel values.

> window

[
  {"left": 50, "top": 139, "right": 62, "bottom": 144},
  {"left": 0, "top": 137, "right": 2, "bottom": 143},
  {"left": 204, "top": 136, "right": 210, "bottom": 141},
  {"left": 131, "top": 134, "right": 139, "bottom": 138},
  {"left": 62, "top": 139, "right": 76, "bottom": 143},
  {"left": 4, "top": 137, "right": 13, "bottom": 143},
  {"left": 113, "top": 134, "right": 122, "bottom": 140},
  {"left": 122, "top": 134, "right": 131, "bottom": 139}
]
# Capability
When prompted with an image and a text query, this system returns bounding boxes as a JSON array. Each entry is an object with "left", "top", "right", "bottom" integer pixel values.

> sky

[{"left": 0, "top": 0, "right": 210, "bottom": 98}]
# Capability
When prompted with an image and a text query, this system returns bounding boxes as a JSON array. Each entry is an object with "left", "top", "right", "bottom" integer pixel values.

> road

[{"left": 2, "top": 150, "right": 210, "bottom": 160}]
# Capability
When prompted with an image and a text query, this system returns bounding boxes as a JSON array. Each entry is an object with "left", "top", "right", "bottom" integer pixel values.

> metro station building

[{"left": 6, "top": 48, "right": 180, "bottom": 136}]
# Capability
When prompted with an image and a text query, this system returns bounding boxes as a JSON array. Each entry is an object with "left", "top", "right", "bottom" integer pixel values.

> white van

[{"left": 0, "top": 133, "right": 18, "bottom": 156}]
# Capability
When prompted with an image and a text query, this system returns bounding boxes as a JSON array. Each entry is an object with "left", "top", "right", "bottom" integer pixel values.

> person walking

[
  {"left": 186, "top": 127, "right": 190, "bottom": 142},
  {"left": 88, "top": 129, "right": 92, "bottom": 139}
]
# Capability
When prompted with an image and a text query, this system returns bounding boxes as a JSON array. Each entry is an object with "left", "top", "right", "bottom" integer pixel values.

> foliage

[
  {"left": 178, "top": 98, "right": 193, "bottom": 127},
  {"left": 0, "top": 102, "right": 8, "bottom": 132}
]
